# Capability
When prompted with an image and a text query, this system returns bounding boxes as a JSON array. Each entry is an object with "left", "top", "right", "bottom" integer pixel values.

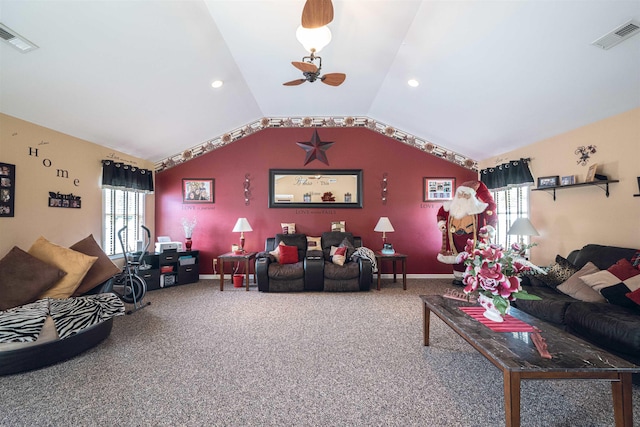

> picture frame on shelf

[
  {"left": 182, "top": 178, "right": 214, "bottom": 203},
  {"left": 560, "top": 175, "right": 575, "bottom": 186},
  {"left": 537, "top": 176, "right": 559, "bottom": 188},
  {"left": 423, "top": 177, "right": 455, "bottom": 202},
  {"left": 586, "top": 164, "right": 598, "bottom": 182}
]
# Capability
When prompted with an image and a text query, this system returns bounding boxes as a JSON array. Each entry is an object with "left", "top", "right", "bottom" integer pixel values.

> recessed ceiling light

[
  {"left": 211, "top": 80, "right": 223, "bottom": 89},
  {"left": 408, "top": 79, "right": 419, "bottom": 87}
]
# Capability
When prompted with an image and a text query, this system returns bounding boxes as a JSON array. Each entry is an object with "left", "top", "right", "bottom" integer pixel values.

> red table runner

[{"left": 459, "top": 306, "right": 535, "bottom": 332}]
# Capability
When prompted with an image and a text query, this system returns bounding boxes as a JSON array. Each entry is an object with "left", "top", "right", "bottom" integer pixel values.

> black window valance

[
  {"left": 480, "top": 158, "right": 534, "bottom": 191},
  {"left": 101, "top": 160, "right": 154, "bottom": 193}
]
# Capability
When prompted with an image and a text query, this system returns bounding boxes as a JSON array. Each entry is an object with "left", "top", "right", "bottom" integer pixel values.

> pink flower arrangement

[{"left": 457, "top": 234, "right": 542, "bottom": 314}]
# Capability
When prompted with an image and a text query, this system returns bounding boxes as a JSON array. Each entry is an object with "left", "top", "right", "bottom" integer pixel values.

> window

[
  {"left": 103, "top": 188, "right": 145, "bottom": 256},
  {"left": 491, "top": 186, "right": 530, "bottom": 248}
]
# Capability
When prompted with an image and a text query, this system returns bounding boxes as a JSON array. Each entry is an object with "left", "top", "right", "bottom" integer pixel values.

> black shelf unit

[
  {"left": 532, "top": 179, "right": 619, "bottom": 201},
  {"left": 139, "top": 250, "right": 199, "bottom": 291}
]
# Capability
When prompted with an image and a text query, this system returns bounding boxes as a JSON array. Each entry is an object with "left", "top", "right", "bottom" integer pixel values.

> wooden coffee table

[{"left": 420, "top": 295, "right": 639, "bottom": 427}]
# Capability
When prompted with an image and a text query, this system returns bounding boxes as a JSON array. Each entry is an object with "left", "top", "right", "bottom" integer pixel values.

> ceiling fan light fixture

[
  {"left": 408, "top": 79, "right": 419, "bottom": 87},
  {"left": 296, "top": 25, "right": 332, "bottom": 53},
  {"left": 211, "top": 80, "right": 224, "bottom": 89}
]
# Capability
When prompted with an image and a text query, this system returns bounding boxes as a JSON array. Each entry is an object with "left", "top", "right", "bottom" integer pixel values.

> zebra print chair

[{"left": 0, "top": 278, "right": 124, "bottom": 375}]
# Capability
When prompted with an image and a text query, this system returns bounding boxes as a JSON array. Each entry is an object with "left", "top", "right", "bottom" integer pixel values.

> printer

[{"left": 155, "top": 236, "right": 183, "bottom": 253}]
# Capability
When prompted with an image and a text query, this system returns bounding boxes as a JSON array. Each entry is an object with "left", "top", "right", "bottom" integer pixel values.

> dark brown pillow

[
  {"left": 70, "top": 234, "right": 121, "bottom": 296},
  {"left": 0, "top": 246, "right": 66, "bottom": 311}
]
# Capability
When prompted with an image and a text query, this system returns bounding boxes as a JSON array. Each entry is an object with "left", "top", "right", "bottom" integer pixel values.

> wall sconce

[
  {"left": 381, "top": 172, "right": 388, "bottom": 205},
  {"left": 244, "top": 173, "right": 251, "bottom": 206}
]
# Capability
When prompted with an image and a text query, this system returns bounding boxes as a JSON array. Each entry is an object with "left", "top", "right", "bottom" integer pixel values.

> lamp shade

[
  {"left": 374, "top": 217, "right": 395, "bottom": 233},
  {"left": 232, "top": 218, "right": 253, "bottom": 233},
  {"left": 296, "top": 25, "right": 332, "bottom": 53},
  {"left": 507, "top": 218, "right": 539, "bottom": 236}
]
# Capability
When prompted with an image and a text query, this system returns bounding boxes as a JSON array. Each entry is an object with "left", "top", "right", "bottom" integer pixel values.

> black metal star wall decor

[{"left": 296, "top": 129, "right": 334, "bottom": 166}]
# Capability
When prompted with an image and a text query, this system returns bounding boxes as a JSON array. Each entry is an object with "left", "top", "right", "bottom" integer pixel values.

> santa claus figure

[{"left": 437, "top": 180, "right": 497, "bottom": 284}]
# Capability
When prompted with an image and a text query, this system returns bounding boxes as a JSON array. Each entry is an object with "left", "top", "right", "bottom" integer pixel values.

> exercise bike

[{"left": 113, "top": 224, "right": 151, "bottom": 314}]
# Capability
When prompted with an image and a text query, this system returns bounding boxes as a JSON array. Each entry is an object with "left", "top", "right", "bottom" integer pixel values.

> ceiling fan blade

[
  {"left": 283, "top": 79, "right": 307, "bottom": 86},
  {"left": 292, "top": 61, "right": 318, "bottom": 73},
  {"left": 321, "top": 73, "right": 346, "bottom": 86},
  {"left": 301, "top": 0, "right": 334, "bottom": 29}
]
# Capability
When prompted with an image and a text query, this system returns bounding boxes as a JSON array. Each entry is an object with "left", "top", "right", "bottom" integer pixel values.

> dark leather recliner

[
  {"left": 256, "top": 234, "right": 323, "bottom": 292},
  {"left": 256, "top": 232, "right": 372, "bottom": 292},
  {"left": 320, "top": 232, "right": 372, "bottom": 291}
]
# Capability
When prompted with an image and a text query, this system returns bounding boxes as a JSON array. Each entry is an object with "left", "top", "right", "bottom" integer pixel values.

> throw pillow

[
  {"left": 331, "top": 221, "right": 346, "bottom": 232},
  {"left": 70, "top": 234, "right": 121, "bottom": 296},
  {"left": 28, "top": 236, "right": 98, "bottom": 299},
  {"left": 606, "top": 258, "right": 640, "bottom": 281},
  {"left": 281, "top": 223, "right": 296, "bottom": 234},
  {"left": 531, "top": 255, "right": 578, "bottom": 289},
  {"left": 331, "top": 246, "right": 347, "bottom": 266},
  {"left": 0, "top": 247, "right": 67, "bottom": 311},
  {"left": 278, "top": 245, "right": 299, "bottom": 265},
  {"left": 339, "top": 237, "right": 356, "bottom": 260},
  {"left": 580, "top": 258, "right": 640, "bottom": 308},
  {"left": 306, "top": 236, "right": 322, "bottom": 251},
  {"left": 269, "top": 241, "right": 286, "bottom": 262},
  {"left": 626, "top": 288, "right": 640, "bottom": 307},
  {"left": 556, "top": 262, "right": 606, "bottom": 303}
]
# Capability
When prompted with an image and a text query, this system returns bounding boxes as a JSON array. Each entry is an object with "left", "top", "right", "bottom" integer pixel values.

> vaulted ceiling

[{"left": 1, "top": 1, "right": 639, "bottom": 164}]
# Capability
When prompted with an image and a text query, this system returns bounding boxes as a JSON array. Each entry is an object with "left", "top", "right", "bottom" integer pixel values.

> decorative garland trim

[{"left": 154, "top": 116, "right": 477, "bottom": 173}]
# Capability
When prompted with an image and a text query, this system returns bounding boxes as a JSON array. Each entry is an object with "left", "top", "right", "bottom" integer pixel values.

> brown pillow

[
  {"left": 70, "top": 234, "right": 121, "bottom": 295},
  {"left": 0, "top": 246, "right": 66, "bottom": 311},
  {"left": 28, "top": 236, "right": 98, "bottom": 299}
]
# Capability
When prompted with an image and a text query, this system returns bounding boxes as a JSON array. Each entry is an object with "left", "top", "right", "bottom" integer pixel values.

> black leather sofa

[
  {"left": 256, "top": 232, "right": 372, "bottom": 292},
  {"left": 514, "top": 244, "right": 640, "bottom": 377}
]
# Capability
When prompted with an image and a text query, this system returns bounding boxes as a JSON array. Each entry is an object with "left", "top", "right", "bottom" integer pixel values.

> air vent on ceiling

[
  {"left": 591, "top": 19, "right": 640, "bottom": 50},
  {"left": 0, "top": 23, "right": 38, "bottom": 53}
]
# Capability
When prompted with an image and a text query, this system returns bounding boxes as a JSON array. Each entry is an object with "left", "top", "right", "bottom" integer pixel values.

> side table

[
  {"left": 218, "top": 252, "right": 257, "bottom": 291},
  {"left": 374, "top": 252, "right": 408, "bottom": 291}
]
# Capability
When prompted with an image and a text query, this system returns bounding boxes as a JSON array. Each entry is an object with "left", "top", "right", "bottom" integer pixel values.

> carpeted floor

[{"left": 1, "top": 278, "right": 638, "bottom": 426}]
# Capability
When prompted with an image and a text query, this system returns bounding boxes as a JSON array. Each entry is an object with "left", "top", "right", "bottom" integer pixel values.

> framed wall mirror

[{"left": 269, "top": 169, "right": 363, "bottom": 208}]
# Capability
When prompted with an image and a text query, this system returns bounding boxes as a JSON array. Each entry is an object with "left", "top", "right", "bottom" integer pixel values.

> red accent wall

[{"left": 154, "top": 127, "right": 477, "bottom": 275}]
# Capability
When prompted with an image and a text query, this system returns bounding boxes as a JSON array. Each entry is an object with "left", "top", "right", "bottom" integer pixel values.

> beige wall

[
  {"left": 0, "top": 113, "right": 155, "bottom": 256},
  {"left": 479, "top": 108, "right": 640, "bottom": 266}
]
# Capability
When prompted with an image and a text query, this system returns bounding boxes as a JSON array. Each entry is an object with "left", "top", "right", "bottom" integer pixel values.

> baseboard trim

[{"left": 198, "top": 274, "right": 454, "bottom": 280}]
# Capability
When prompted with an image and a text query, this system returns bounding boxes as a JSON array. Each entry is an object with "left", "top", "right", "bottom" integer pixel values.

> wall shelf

[{"left": 531, "top": 180, "right": 619, "bottom": 201}]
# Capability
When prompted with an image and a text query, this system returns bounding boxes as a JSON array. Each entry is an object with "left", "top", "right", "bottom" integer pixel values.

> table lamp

[
  {"left": 507, "top": 217, "right": 539, "bottom": 256},
  {"left": 374, "top": 217, "right": 395, "bottom": 254},
  {"left": 232, "top": 218, "right": 253, "bottom": 253}
]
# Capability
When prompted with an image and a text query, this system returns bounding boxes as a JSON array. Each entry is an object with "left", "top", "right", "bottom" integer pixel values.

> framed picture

[
  {"left": 423, "top": 177, "right": 455, "bottom": 202},
  {"left": 0, "top": 162, "right": 15, "bottom": 217},
  {"left": 586, "top": 164, "right": 598, "bottom": 182},
  {"left": 537, "top": 176, "right": 559, "bottom": 188},
  {"left": 182, "top": 178, "right": 214, "bottom": 203},
  {"left": 269, "top": 169, "right": 363, "bottom": 208},
  {"left": 560, "top": 175, "right": 575, "bottom": 186}
]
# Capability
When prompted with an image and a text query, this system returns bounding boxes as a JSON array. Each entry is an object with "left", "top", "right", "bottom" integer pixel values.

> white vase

[{"left": 478, "top": 293, "right": 505, "bottom": 323}]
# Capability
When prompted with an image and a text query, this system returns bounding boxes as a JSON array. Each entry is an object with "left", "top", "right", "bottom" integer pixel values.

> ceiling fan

[
  {"left": 282, "top": 50, "right": 346, "bottom": 87},
  {"left": 301, "top": 0, "right": 334, "bottom": 28}
]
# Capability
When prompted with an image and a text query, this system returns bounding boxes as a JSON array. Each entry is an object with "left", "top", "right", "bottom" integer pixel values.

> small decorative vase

[
  {"left": 478, "top": 293, "right": 505, "bottom": 323},
  {"left": 185, "top": 237, "right": 192, "bottom": 251}
]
